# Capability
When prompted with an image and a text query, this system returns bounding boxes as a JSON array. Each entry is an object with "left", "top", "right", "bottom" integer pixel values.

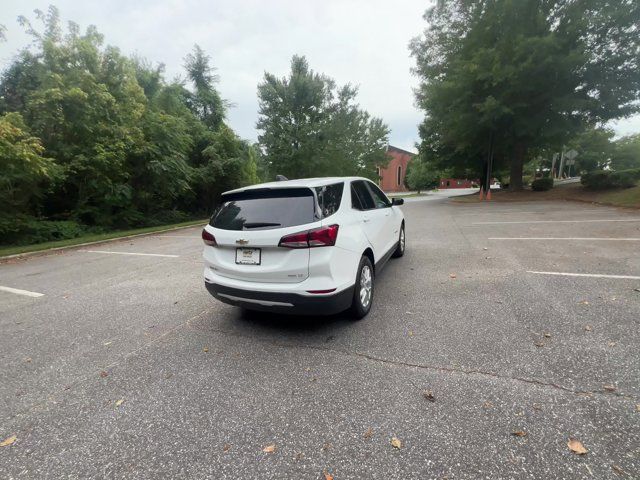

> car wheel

[
  {"left": 391, "top": 223, "right": 405, "bottom": 258},
  {"left": 350, "top": 255, "right": 374, "bottom": 319}
]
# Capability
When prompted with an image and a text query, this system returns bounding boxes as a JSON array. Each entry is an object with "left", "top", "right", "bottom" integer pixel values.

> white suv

[{"left": 202, "top": 177, "right": 405, "bottom": 318}]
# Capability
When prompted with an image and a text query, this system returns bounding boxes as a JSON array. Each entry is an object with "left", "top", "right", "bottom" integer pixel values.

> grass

[
  {"left": 0, "top": 218, "right": 208, "bottom": 258},
  {"left": 596, "top": 184, "right": 640, "bottom": 208},
  {"left": 451, "top": 181, "right": 640, "bottom": 209}
]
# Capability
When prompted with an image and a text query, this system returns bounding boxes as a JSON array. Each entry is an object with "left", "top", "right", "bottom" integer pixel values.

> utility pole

[{"left": 485, "top": 131, "right": 494, "bottom": 200}]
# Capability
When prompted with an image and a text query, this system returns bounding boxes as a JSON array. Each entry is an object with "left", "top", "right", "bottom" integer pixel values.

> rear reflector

[
  {"left": 306, "top": 288, "right": 337, "bottom": 294},
  {"left": 202, "top": 229, "right": 217, "bottom": 246},
  {"left": 279, "top": 224, "right": 339, "bottom": 248}
]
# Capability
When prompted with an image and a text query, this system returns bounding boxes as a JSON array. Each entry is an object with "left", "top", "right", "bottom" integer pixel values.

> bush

[
  {"left": 531, "top": 177, "right": 554, "bottom": 191},
  {"left": 0, "top": 216, "right": 87, "bottom": 246},
  {"left": 581, "top": 169, "right": 640, "bottom": 190}
]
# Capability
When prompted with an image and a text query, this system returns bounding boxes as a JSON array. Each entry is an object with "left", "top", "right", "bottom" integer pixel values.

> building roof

[
  {"left": 223, "top": 176, "right": 367, "bottom": 195},
  {"left": 387, "top": 145, "right": 416, "bottom": 156}
]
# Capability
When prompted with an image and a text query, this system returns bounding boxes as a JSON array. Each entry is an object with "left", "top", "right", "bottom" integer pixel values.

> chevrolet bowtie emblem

[{"left": 235, "top": 239, "right": 249, "bottom": 245}]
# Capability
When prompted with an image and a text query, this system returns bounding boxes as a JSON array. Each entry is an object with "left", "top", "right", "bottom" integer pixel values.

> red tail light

[
  {"left": 279, "top": 224, "right": 339, "bottom": 248},
  {"left": 202, "top": 228, "right": 217, "bottom": 246}
]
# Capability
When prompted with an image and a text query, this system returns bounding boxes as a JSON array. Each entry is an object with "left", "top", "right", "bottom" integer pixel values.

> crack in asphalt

[{"left": 200, "top": 324, "right": 636, "bottom": 401}]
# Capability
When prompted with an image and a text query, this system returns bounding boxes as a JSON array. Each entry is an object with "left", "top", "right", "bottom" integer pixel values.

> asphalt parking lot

[{"left": 1, "top": 196, "right": 639, "bottom": 479}]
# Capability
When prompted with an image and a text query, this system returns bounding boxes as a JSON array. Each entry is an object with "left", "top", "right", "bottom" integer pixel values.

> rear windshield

[{"left": 210, "top": 188, "right": 317, "bottom": 231}]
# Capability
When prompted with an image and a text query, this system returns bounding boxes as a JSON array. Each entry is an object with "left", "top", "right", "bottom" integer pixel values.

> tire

[
  {"left": 391, "top": 223, "right": 405, "bottom": 258},
  {"left": 350, "top": 255, "right": 374, "bottom": 319}
]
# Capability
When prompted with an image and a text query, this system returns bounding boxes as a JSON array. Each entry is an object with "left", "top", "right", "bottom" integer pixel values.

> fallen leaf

[
  {"left": 584, "top": 325, "right": 592, "bottom": 332},
  {"left": 483, "top": 247, "right": 488, "bottom": 251},
  {"left": 608, "top": 341, "right": 617, "bottom": 347},
  {"left": 543, "top": 332, "right": 551, "bottom": 338},
  {"left": 512, "top": 431, "right": 527, "bottom": 437},
  {"left": 263, "top": 444, "right": 276, "bottom": 453},
  {"left": 24, "top": 357, "right": 32, "bottom": 363},
  {"left": 532, "top": 403, "right": 542, "bottom": 411},
  {"left": 405, "top": 311, "right": 414, "bottom": 315},
  {"left": 203, "top": 347, "right": 209, "bottom": 353},
  {"left": 364, "top": 427, "right": 373, "bottom": 439},
  {"left": 449, "top": 273, "right": 457, "bottom": 279},
  {"left": 423, "top": 391, "right": 435, "bottom": 402},
  {"left": 99, "top": 371, "right": 108, "bottom": 378},
  {"left": 391, "top": 437, "right": 402, "bottom": 449},
  {"left": 115, "top": 399, "right": 124, "bottom": 407},
  {"left": 323, "top": 470, "right": 334, "bottom": 480},
  {"left": 568, "top": 439, "right": 588, "bottom": 455},
  {"left": 579, "top": 300, "right": 590, "bottom": 305},
  {"left": 636, "top": 404, "right": 640, "bottom": 412},
  {"left": 603, "top": 384, "right": 616, "bottom": 392},
  {"left": 612, "top": 464, "right": 627, "bottom": 476},
  {"left": 322, "top": 442, "right": 332, "bottom": 451},
  {"left": 408, "top": 330, "right": 414, "bottom": 337},
  {"left": 295, "top": 452, "right": 304, "bottom": 461},
  {"left": 223, "top": 444, "right": 231, "bottom": 452},
  {"left": 483, "top": 401, "right": 493, "bottom": 409},
  {"left": 534, "top": 341, "right": 545, "bottom": 348},
  {"left": 0, "top": 435, "right": 17, "bottom": 447},
  {"left": 103, "top": 341, "right": 112, "bottom": 346}
]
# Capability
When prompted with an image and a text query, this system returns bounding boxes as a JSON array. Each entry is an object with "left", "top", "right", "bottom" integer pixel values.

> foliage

[
  {"left": 405, "top": 158, "right": 444, "bottom": 192},
  {"left": 0, "top": 6, "right": 258, "bottom": 246},
  {"left": 257, "top": 55, "right": 389, "bottom": 179},
  {"left": 581, "top": 168, "right": 640, "bottom": 190},
  {"left": 531, "top": 177, "right": 554, "bottom": 191},
  {"left": 411, "top": 0, "right": 640, "bottom": 190},
  {"left": 612, "top": 134, "right": 640, "bottom": 171}
]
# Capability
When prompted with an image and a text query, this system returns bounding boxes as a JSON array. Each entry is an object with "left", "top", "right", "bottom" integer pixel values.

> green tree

[
  {"left": 567, "top": 127, "right": 615, "bottom": 173},
  {"left": 411, "top": 0, "right": 640, "bottom": 190},
  {"left": 0, "top": 112, "right": 59, "bottom": 216},
  {"left": 405, "top": 158, "right": 444, "bottom": 193},
  {"left": 184, "top": 45, "right": 226, "bottom": 131},
  {"left": 0, "top": 6, "right": 258, "bottom": 244},
  {"left": 612, "top": 134, "right": 640, "bottom": 171},
  {"left": 257, "top": 55, "right": 389, "bottom": 179}
]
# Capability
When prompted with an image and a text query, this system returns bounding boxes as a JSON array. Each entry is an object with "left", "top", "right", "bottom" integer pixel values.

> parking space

[{"left": 0, "top": 200, "right": 638, "bottom": 478}]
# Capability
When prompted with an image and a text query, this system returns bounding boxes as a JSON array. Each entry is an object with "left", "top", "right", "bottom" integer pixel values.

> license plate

[{"left": 235, "top": 247, "right": 261, "bottom": 265}]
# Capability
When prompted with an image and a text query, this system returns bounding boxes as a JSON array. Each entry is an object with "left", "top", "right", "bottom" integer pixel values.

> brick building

[{"left": 377, "top": 145, "right": 415, "bottom": 193}]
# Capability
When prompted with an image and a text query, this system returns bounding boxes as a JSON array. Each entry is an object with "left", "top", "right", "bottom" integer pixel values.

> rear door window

[
  {"left": 365, "top": 182, "right": 391, "bottom": 208},
  {"left": 315, "top": 183, "right": 344, "bottom": 218},
  {"left": 351, "top": 181, "right": 376, "bottom": 210},
  {"left": 211, "top": 188, "right": 316, "bottom": 230}
]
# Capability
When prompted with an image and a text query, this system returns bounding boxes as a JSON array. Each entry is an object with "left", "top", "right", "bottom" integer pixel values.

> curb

[{"left": 0, "top": 221, "right": 207, "bottom": 263}]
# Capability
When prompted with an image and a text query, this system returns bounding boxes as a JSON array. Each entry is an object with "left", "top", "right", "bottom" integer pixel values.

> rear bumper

[{"left": 204, "top": 281, "right": 354, "bottom": 315}]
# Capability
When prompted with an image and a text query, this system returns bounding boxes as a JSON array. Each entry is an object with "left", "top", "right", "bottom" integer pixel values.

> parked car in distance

[{"left": 202, "top": 177, "right": 405, "bottom": 319}]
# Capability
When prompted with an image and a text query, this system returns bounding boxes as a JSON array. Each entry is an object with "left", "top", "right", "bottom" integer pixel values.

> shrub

[
  {"left": 0, "top": 216, "right": 87, "bottom": 246},
  {"left": 581, "top": 169, "right": 640, "bottom": 190},
  {"left": 531, "top": 177, "right": 554, "bottom": 191}
]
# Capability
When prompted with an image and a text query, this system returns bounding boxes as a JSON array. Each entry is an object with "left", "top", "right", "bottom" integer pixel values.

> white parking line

[
  {"left": 490, "top": 237, "right": 640, "bottom": 241},
  {"left": 527, "top": 271, "right": 640, "bottom": 280},
  {"left": 0, "top": 285, "right": 45, "bottom": 297},
  {"left": 83, "top": 250, "right": 180, "bottom": 258},
  {"left": 473, "top": 219, "right": 640, "bottom": 225}
]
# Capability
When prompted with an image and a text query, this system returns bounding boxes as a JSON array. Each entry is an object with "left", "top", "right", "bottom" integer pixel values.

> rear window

[{"left": 210, "top": 188, "right": 317, "bottom": 231}]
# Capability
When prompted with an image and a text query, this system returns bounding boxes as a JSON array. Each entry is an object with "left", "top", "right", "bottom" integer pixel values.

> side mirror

[{"left": 391, "top": 198, "right": 404, "bottom": 206}]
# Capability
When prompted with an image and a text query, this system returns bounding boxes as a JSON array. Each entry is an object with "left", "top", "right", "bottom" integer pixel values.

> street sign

[{"left": 565, "top": 149, "right": 578, "bottom": 160}]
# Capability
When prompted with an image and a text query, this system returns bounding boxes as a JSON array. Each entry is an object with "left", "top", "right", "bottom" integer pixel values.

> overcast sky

[{"left": 1, "top": 0, "right": 639, "bottom": 152}]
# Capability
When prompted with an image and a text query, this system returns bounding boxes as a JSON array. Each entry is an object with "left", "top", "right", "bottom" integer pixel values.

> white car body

[{"left": 202, "top": 177, "right": 405, "bottom": 316}]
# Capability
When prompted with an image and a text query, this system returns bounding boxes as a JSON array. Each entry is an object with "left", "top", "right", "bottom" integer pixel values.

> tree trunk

[{"left": 510, "top": 143, "right": 526, "bottom": 190}]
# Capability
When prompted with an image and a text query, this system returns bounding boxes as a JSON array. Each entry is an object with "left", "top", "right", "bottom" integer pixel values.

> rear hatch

[{"left": 206, "top": 187, "right": 319, "bottom": 283}]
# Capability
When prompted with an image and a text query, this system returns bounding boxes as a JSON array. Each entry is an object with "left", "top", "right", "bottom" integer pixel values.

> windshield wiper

[{"left": 243, "top": 222, "right": 281, "bottom": 229}]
